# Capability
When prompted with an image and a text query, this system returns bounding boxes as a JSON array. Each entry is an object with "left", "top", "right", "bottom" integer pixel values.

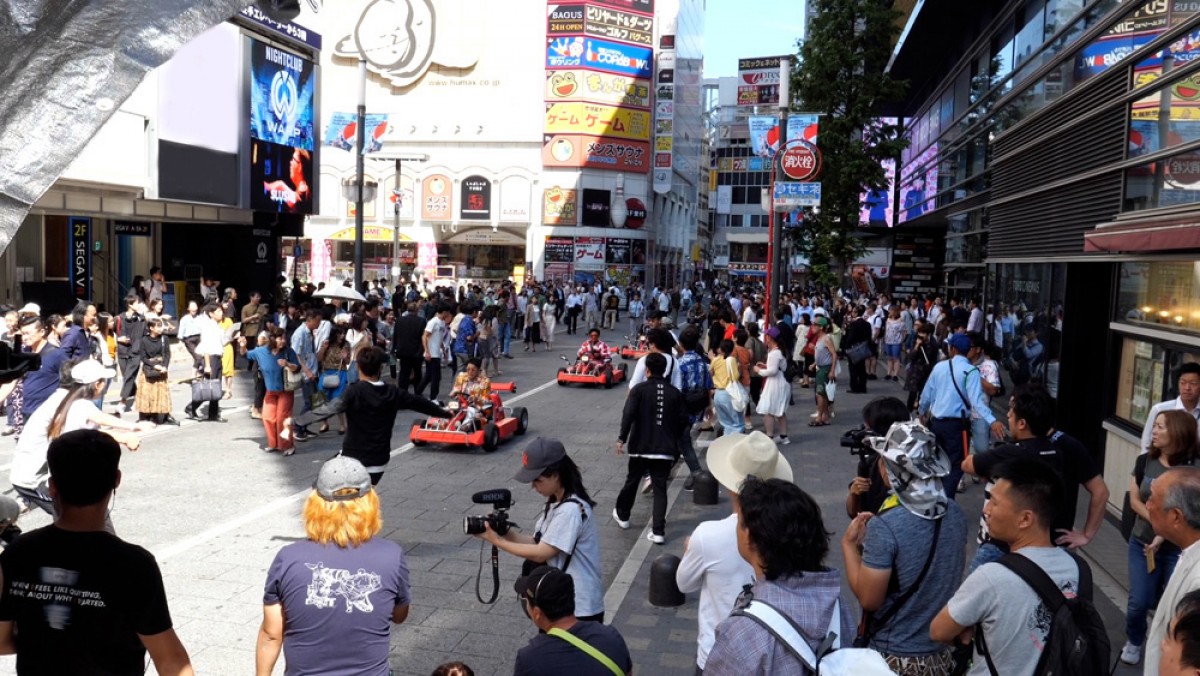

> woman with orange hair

[{"left": 255, "top": 456, "right": 411, "bottom": 676}]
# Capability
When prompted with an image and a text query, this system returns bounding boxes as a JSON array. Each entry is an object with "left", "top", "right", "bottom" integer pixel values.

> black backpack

[{"left": 976, "top": 552, "right": 1110, "bottom": 676}]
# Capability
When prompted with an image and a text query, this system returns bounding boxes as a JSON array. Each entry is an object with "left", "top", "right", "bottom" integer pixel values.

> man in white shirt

[
  {"left": 1143, "top": 467, "right": 1200, "bottom": 674},
  {"left": 418, "top": 306, "right": 451, "bottom": 402},
  {"left": 677, "top": 431, "right": 790, "bottom": 673},
  {"left": 627, "top": 329, "right": 682, "bottom": 390},
  {"left": 1141, "top": 363, "right": 1200, "bottom": 454},
  {"left": 967, "top": 298, "right": 985, "bottom": 334},
  {"left": 186, "top": 304, "right": 230, "bottom": 423}
]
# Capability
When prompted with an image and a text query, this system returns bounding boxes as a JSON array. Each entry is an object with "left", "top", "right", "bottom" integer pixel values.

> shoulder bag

[
  {"left": 846, "top": 341, "right": 872, "bottom": 364},
  {"left": 725, "top": 357, "right": 747, "bottom": 412},
  {"left": 284, "top": 364, "right": 305, "bottom": 392}
]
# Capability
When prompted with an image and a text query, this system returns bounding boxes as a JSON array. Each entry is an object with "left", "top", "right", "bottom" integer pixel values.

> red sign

[
  {"left": 780, "top": 141, "right": 821, "bottom": 181},
  {"left": 1167, "top": 154, "right": 1200, "bottom": 185},
  {"left": 625, "top": 198, "right": 647, "bottom": 229}
]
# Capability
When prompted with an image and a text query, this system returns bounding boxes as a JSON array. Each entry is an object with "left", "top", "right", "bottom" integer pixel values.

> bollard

[
  {"left": 649, "top": 554, "right": 686, "bottom": 607},
  {"left": 691, "top": 470, "right": 719, "bottom": 505}
]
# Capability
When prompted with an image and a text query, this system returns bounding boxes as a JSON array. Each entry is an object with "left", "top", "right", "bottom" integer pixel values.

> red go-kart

[
  {"left": 409, "top": 382, "right": 527, "bottom": 452},
  {"left": 619, "top": 334, "right": 649, "bottom": 360},
  {"left": 557, "top": 354, "right": 628, "bottom": 388}
]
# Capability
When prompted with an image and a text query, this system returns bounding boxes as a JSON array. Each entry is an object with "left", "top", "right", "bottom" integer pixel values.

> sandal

[
  {"left": 318, "top": 423, "right": 329, "bottom": 434},
  {"left": 281, "top": 448, "right": 295, "bottom": 457},
  {"left": 807, "top": 420, "right": 829, "bottom": 427}
]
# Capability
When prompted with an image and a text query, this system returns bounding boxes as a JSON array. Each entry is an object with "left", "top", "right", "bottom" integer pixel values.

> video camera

[
  {"left": 463, "top": 489, "right": 515, "bottom": 537},
  {"left": 841, "top": 427, "right": 879, "bottom": 480}
]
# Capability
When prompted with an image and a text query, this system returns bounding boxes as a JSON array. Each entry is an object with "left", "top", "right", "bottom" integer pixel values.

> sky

[{"left": 703, "top": 0, "right": 805, "bottom": 79}]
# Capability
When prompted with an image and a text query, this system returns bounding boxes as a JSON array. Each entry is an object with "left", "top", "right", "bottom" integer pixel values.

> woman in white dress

[
  {"left": 754, "top": 327, "right": 790, "bottom": 445},
  {"left": 541, "top": 296, "right": 557, "bottom": 350}
]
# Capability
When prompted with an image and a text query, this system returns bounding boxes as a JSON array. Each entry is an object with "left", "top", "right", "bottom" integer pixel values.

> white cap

[
  {"left": 17, "top": 303, "right": 40, "bottom": 316},
  {"left": 71, "top": 359, "right": 116, "bottom": 385}
]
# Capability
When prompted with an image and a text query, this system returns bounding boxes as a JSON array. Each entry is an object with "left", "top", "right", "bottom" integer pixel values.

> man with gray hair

[{"left": 1145, "top": 466, "right": 1200, "bottom": 675}]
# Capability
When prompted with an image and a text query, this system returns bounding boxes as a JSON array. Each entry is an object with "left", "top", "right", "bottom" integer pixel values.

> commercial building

[{"left": 885, "top": 0, "right": 1200, "bottom": 511}]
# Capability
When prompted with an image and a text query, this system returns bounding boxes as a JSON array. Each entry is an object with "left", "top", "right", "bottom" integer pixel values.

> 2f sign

[{"left": 69, "top": 217, "right": 92, "bottom": 301}]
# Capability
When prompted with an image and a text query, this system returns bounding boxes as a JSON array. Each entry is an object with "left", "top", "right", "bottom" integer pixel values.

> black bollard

[
  {"left": 691, "top": 470, "right": 719, "bottom": 505},
  {"left": 649, "top": 554, "right": 686, "bottom": 607}
]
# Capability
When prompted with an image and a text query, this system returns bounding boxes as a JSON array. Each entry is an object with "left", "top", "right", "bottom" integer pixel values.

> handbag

[
  {"left": 284, "top": 367, "right": 304, "bottom": 392},
  {"left": 321, "top": 372, "right": 342, "bottom": 390},
  {"left": 190, "top": 377, "right": 222, "bottom": 402},
  {"left": 725, "top": 358, "right": 747, "bottom": 412},
  {"left": 143, "top": 356, "right": 167, "bottom": 382},
  {"left": 846, "top": 341, "right": 872, "bottom": 364}
]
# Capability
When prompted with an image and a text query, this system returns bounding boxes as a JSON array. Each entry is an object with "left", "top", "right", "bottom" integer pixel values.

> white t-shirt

[
  {"left": 424, "top": 317, "right": 446, "bottom": 359},
  {"left": 675, "top": 513, "right": 754, "bottom": 668},
  {"left": 948, "top": 547, "right": 1081, "bottom": 676},
  {"left": 657, "top": 293, "right": 671, "bottom": 312},
  {"left": 627, "top": 353, "right": 683, "bottom": 390},
  {"left": 11, "top": 390, "right": 97, "bottom": 489},
  {"left": 536, "top": 497, "right": 603, "bottom": 617}
]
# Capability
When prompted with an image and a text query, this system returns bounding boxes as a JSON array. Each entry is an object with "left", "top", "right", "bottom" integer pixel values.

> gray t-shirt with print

[
  {"left": 862, "top": 500, "right": 966, "bottom": 656},
  {"left": 536, "top": 497, "right": 603, "bottom": 617},
  {"left": 947, "top": 546, "right": 1081, "bottom": 676}
]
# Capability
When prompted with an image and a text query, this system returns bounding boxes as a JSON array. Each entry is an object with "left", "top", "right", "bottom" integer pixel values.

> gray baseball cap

[
  {"left": 314, "top": 455, "right": 372, "bottom": 501},
  {"left": 514, "top": 437, "right": 566, "bottom": 483}
]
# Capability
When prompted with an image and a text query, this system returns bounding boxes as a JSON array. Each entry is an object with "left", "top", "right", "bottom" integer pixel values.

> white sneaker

[
  {"left": 612, "top": 509, "right": 630, "bottom": 530},
  {"left": 647, "top": 532, "right": 665, "bottom": 544},
  {"left": 775, "top": 436, "right": 791, "bottom": 445},
  {"left": 1120, "top": 641, "right": 1142, "bottom": 665}
]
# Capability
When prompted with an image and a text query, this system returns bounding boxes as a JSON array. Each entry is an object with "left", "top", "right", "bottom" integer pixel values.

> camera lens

[{"left": 463, "top": 516, "right": 485, "bottom": 535}]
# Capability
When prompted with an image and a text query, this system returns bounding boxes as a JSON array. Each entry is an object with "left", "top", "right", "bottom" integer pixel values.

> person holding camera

[
  {"left": 475, "top": 438, "right": 605, "bottom": 623},
  {"left": 846, "top": 397, "right": 913, "bottom": 518}
]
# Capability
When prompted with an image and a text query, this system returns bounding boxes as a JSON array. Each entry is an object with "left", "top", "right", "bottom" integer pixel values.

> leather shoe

[
  {"left": 163, "top": 415, "right": 180, "bottom": 426},
  {"left": 206, "top": 417, "right": 228, "bottom": 423},
  {"left": 184, "top": 407, "right": 200, "bottom": 421}
]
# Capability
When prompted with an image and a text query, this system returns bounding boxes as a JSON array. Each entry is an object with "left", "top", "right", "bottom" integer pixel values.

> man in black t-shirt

[
  {"left": 963, "top": 384, "right": 1109, "bottom": 572},
  {"left": 0, "top": 430, "right": 194, "bottom": 676},
  {"left": 514, "top": 566, "right": 632, "bottom": 676}
]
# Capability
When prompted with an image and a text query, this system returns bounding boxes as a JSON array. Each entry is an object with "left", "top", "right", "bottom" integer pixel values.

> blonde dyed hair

[{"left": 303, "top": 490, "right": 382, "bottom": 548}]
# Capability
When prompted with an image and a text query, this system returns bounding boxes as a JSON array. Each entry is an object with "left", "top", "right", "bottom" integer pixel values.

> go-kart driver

[
  {"left": 577, "top": 328, "right": 612, "bottom": 370},
  {"left": 449, "top": 358, "right": 492, "bottom": 424}
]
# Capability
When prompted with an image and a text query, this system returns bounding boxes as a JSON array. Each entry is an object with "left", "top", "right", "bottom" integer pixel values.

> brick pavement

[{"left": 0, "top": 324, "right": 1147, "bottom": 675}]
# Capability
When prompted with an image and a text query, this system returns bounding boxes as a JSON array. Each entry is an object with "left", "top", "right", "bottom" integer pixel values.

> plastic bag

[{"left": 826, "top": 380, "right": 837, "bottom": 402}]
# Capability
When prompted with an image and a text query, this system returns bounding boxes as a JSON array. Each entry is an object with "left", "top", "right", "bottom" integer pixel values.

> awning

[{"left": 1083, "top": 217, "right": 1200, "bottom": 253}]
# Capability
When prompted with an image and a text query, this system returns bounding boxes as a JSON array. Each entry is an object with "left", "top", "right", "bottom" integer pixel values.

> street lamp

[
  {"left": 370, "top": 153, "right": 429, "bottom": 284},
  {"left": 611, "top": 173, "right": 628, "bottom": 227}
]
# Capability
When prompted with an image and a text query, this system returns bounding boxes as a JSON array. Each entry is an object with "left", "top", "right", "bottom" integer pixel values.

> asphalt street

[{"left": 0, "top": 321, "right": 1145, "bottom": 675}]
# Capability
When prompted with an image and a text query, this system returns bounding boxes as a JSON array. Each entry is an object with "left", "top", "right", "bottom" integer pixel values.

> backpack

[
  {"left": 734, "top": 598, "right": 893, "bottom": 675},
  {"left": 976, "top": 552, "right": 1110, "bottom": 676}
]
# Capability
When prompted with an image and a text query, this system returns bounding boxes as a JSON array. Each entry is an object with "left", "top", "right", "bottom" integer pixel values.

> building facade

[{"left": 886, "top": 0, "right": 1200, "bottom": 511}]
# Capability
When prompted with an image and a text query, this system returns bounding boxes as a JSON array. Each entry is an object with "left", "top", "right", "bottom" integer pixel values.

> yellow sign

[
  {"left": 544, "top": 70, "right": 652, "bottom": 109},
  {"left": 544, "top": 102, "right": 651, "bottom": 142},
  {"left": 655, "top": 136, "right": 673, "bottom": 152},
  {"left": 328, "top": 225, "right": 412, "bottom": 242}
]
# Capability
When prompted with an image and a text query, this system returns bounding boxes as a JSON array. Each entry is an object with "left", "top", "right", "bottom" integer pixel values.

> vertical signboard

[
  {"left": 653, "top": 29, "right": 676, "bottom": 194},
  {"left": 248, "top": 37, "right": 317, "bottom": 214},
  {"left": 69, "top": 217, "right": 92, "bottom": 301},
  {"left": 422, "top": 174, "right": 453, "bottom": 221},
  {"left": 737, "top": 56, "right": 784, "bottom": 106},
  {"left": 460, "top": 175, "right": 492, "bottom": 220}
]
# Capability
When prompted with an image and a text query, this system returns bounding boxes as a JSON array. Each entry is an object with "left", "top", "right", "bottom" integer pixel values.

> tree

[{"left": 791, "top": 0, "right": 908, "bottom": 287}]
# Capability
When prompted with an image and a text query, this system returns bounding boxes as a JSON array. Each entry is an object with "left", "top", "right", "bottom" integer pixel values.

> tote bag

[{"left": 725, "top": 358, "right": 747, "bottom": 412}]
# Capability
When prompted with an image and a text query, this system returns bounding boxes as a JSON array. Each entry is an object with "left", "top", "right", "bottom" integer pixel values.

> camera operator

[
  {"left": 846, "top": 396, "right": 912, "bottom": 517},
  {"left": 473, "top": 437, "right": 605, "bottom": 622}
]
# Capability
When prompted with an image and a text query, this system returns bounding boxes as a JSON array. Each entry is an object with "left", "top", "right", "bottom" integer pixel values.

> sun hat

[
  {"left": 314, "top": 455, "right": 373, "bottom": 501},
  {"left": 70, "top": 359, "right": 116, "bottom": 385},
  {"left": 17, "top": 303, "right": 40, "bottom": 316},
  {"left": 867, "top": 421, "right": 951, "bottom": 520},
  {"left": 513, "top": 437, "right": 567, "bottom": 483},
  {"left": 706, "top": 431, "right": 793, "bottom": 493}
]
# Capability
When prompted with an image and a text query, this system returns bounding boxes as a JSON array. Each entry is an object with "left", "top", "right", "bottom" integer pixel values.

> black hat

[{"left": 514, "top": 565, "right": 574, "bottom": 616}]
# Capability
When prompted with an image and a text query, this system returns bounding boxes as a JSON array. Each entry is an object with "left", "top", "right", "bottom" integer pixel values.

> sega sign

[{"left": 583, "top": 38, "right": 653, "bottom": 79}]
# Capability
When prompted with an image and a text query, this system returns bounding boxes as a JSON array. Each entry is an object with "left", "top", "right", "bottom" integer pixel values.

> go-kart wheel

[
  {"left": 482, "top": 423, "right": 500, "bottom": 452},
  {"left": 619, "top": 363, "right": 628, "bottom": 376},
  {"left": 603, "top": 370, "right": 613, "bottom": 389},
  {"left": 514, "top": 407, "right": 529, "bottom": 435}
]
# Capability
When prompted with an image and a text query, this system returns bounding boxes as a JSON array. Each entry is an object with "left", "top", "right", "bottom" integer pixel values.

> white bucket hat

[{"left": 707, "top": 431, "right": 793, "bottom": 493}]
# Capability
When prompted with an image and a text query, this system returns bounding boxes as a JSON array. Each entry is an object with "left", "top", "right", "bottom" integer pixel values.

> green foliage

[{"left": 790, "top": 0, "right": 908, "bottom": 286}]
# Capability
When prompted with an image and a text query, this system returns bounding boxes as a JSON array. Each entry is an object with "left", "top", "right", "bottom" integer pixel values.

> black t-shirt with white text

[{"left": 0, "top": 526, "right": 173, "bottom": 675}]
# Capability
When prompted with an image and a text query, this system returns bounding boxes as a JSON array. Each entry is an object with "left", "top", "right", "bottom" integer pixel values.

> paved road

[{"left": 0, "top": 322, "right": 1145, "bottom": 675}]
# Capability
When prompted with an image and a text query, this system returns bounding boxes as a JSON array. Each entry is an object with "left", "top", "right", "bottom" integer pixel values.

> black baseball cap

[
  {"left": 513, "top": 437, "right": 567, "bottom": 483},
  {"left": 514, "top": 565, "right": 574, "bottom": 608}
]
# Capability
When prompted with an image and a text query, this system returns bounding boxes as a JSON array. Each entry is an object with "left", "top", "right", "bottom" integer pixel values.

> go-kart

[
  {"left": 557, "top": 354, "right": 628, "bottom": 388},
  {"left": 409, "top": 382, "right": 527, "bottom": 452},
  {"left": 619, "top": 334, "right": 649, "bottom": 360}
]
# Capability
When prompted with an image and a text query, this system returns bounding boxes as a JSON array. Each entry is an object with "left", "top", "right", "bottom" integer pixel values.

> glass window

[
  {"left": 940, "top": 91, "right": 955, "bottom": 138},
  {"left": 993, "top": 21, "right": 1017, "bottom": 87},
  {"left": 1123, "top": 146, "right": 1200, "bottom": 212},
  {"left": 1045, "top": 0, "right": 1086, "bottom": 38},
  {"left": 1130, "top": 72, "right": 1200, "bottom": 157},
  {"left": 1133, "top": 24, "right": 1200, "bottom": 90},
  {"left": 1114, "top": 338, "right": 1167, "bottom": 425},
  {"left": 1115, "top": 261, "right": 1200, "bottom": 335},
  {"left": 1016, "top": 0, "right": 1047, "bottom": 69},
  {"left": 732, "top": 187, "right": 747, "bottom": 204},
  {"left": 1074, "top": 1, "right": 1169, "bottom": 87},
  {"left": 990, "top": 261, "right": 1067, "bottom": 397}
]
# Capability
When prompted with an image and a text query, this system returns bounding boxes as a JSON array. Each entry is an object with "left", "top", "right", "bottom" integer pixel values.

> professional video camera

[
  {"left": 463, "top": 488, "right": 516, "bottom": 536},
  {"left": 841, "top": 426, "right": 880, "bottom": 480}
]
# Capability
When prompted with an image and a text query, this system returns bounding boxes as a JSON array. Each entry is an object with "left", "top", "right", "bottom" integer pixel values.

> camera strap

[{"left": 475, "top": 540, "right": 502, "bottom": 605}]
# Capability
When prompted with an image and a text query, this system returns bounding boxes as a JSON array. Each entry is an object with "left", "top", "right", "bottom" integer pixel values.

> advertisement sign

[
  {"left": 544, "top": 102, "right": 651, "bottom": 141},
  {"left": 737, "top": 56, "right": 785, "bottom": 107},
  {"left": 237, "top": 5, "right": 322, "bottom": 50},
  {"left": 898, "top": 143, "right": 938, "bottom": 224},
  {"left": 588, "top": 0, "right": 654, "bottom": 16},
  {"left": 251, "top": 139, "right": 314, "bottom": 214},
  {"left": 606, "top": 237, "right": 632, "bottom": 264},
  {"left": 69, "top": 217, "right": 91, "bottom": 302},
  {"left": 385, "top": 174, "right": 416, "bottom": 220},
  {"left": 716, "top": 185, "right": 732, "bottom": 214},
  {"left": 421, "top": 174, "right": 453, "bottom": 221},
  {"left": 585, "top": 5, "right": 654, "bottom": 46},
  {"left": 582, "top": 38, "right": 653, "bottom": 78},
  {"left": 860, "top": 117, "right": 898, "bottom": 228},
  {"left": 773, "top": 182, "right": 822, "bottom": 208},
  {"left": 574, "top": 237, "right": 606, "bottom": 270},
  {"left": 418, "top": 242, "right": 439, "bottom": 279},
  {"left": 631, "top": 240, "right": 647, "bottom": 265},
  {"left": 460, "top": 175, "right": 492, "bottom": 220},
  {"left": 547, "top": 37, "right": 587, "bottom": 69},
  {"left": 547, "top": 4, "right": 585, "bottom": 34},
  {"left": 581, "top": 189, "right": 612, "bottom": 226},
  {"left": 323, "top": 112, "right": 389, "bottom": 153},
  {"left": 545, "top": 262, "right": 573, "bottom": 282},
  {"left": 749, "top": 114, "right": 820, "bottom": 159},
  {"left": 249, "top": 38, "right": 315, "bottom": 152},
  {"left": 542, "top": 134, "right": 651, "bottom": 173},
  {"left": 655, "top": 136, "right": 673, "bottom": 152},
  {"left": 545, "top": 70, "right": 652, "bottom": 109},
  {"left": 545, "top": 237, "right": 575, "bottom": 262},
  {"left": 780, "top": 141, "right": 821, "bottom": 181},
  {"left": 499, "top": 176, "right": 532, "bottom": 222},
  {"left": 114, "top": 221, "right": 150, "bottom": 236},
  {"left": 543, "top": 187, "right": 579, "bottom": 225}
]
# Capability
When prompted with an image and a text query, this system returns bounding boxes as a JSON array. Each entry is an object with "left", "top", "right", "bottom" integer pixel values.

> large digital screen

[
  {"left": 897, "top": 143, "right": 937, "bottom": 224},
  {"left": 250, "top": 139, "right": 313, "bottom": 214},
  {"left": 860, "top": 117, "right": 898, "bottom": 228},
  {"left": 249, "top": 38, "right": 315, "bottom": 151}
]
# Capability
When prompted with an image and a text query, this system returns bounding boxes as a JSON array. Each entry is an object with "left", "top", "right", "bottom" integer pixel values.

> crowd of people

[{"left": 0, "top": 273, "right": 1192, "bottom": 676}]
